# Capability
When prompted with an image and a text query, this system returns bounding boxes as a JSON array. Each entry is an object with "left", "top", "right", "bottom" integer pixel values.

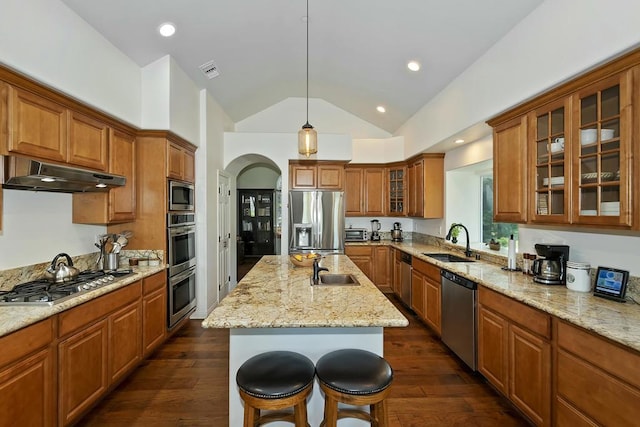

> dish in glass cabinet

[
  {"left": 581, "top": 128, "right": 615, "bottom": 145},
  {"left": 542, "top": 176, "right": 564, "bottom": 186}
]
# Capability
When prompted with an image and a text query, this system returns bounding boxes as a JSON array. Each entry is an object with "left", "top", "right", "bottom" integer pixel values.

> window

[{"left": 481, "top": 175, "right": 518, "bottom": 245}]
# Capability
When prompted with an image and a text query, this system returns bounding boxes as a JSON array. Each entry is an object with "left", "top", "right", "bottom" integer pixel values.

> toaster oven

[{"left": 345, "top": 228, "right": 368, "bottom": 242}]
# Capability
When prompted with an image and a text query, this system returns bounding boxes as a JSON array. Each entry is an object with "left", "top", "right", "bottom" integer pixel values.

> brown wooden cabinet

[
  {"left": 492, "top": 116, "right": 528, "bottom": 223},
  {"left": 289, "top": 161, "right": 345, "bottom": 190},
  {"left": 58, "top": 320, "right": 109, "bottom": 426},
  {"left": 344, "top": 165, "right": 386, "bottom": 216},
  {"left": 108, "top": 132, "right": 196, "bottom": 254},
  {"left": 410, "top": 268, "right": 425, "bottom": 319},
  {"left": 108, "top": 301, "right": 141, "bottom": 384},
  {"left": 0, "top": 319, "right": 55, "bottom": 427},
  {"left": 478, "top": 306, "right": 508, "bottom": 394},
  {"left": 406, "top": 154, "right": 444, "bottom": 218},
  {"left": 344, "top": 245, "right": 373, "bottom": 280},
  {"left": 168, "top": 142, "right": 196, "bottom": 183},
  {"left": 344, "top": 167, "right": 364, "bottom": 215},
  {"left": 478, "top": 286, "right": 551, "bottom": 426},
  {"left": 554, "top": 319, "right": 640, "bottom": 426},
  {"left": 142, "top": 272, "right": 167, "bottom": 357},
  {"left": 3, "top": 85, "right": 109, "bottom": 172},
  {"left": 68, "top": 111, "right": 109, "bottom": 171},
  {"left": 72, "top": 129, "right": 136, "bottom": 224},
  {"left": 411, "top": 257, "right": 441, "bottom": 335},
  {"left": 345, "top": 245, "right": 392, "bottom": 291},
  {"left": 372, "top": 245, "right": 391, "bottom": 292},
  {"left": 489, "top": 50, "right": 640, "bottom": 230},
  {"left": 58, "top": 282, "right": 142, "bottom": 426},
  {"left": 4, "top": 84, "right": 68, "bottom": 162}
]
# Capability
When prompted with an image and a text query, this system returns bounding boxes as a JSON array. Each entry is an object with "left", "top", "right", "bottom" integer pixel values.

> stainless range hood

[{"left": 2, "top": 156, "right": 126, "bottom": 193}]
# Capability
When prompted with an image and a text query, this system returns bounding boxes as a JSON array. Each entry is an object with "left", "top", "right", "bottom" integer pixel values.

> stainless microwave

[
  {"left": 168, "top": 180, "right": 195, "bottom": 211},
  {"left": 345, "top": 228, "right": 368, "bottom": 242}
]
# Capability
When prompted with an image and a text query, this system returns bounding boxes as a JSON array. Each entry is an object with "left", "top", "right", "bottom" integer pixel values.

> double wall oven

[{"left": 167, "top": 181, "right": 197, "bottom": 329}]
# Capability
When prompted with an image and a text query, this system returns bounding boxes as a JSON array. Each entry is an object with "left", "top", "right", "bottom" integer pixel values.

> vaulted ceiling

[{"left": 62, "top": 0, "right": 543, "bottom": 133}]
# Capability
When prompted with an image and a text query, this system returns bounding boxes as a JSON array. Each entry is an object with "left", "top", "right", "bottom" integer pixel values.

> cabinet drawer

[
  {"left": 0, "top": 318, "right": 54, "bottom": 368},
  {"left": 557, "top": 349, "right": 640, "bottom": 426},
  {"left": 479, "top": 286, "right": 550, "bottom": 339},
  {"left": 412, "top": 257, "right": 440, "bottom": 282},
  {"left": 143, "top": 271, "right": 166, "bottom": 295},
  {"left": 557, "top": 320, "right": 640, "bottom": 389},
  {"left": 345, "top": 245, "right": 373, "bottom": 256},
  {"left": 59, "top": 282, "right": 141, "bottom": 337}
]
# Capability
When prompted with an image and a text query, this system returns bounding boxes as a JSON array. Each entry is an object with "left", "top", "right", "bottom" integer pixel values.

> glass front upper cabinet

[
  {"left": 388, "top": 167, "right": 406, "bottom": 215},
  {"left": 530, "top": 99, "right": 570, "bottom": 223},
  {"left": 572, "top": 71, "right": 632, "bottom": 227}
]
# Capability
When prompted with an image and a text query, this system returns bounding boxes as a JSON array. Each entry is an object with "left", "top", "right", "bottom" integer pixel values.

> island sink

[
  {"left": 311, "top": 274, "right": 360, "bottom": 286},
  {"left": 422, "top": 253, "right": 475, "bottom": 263}
]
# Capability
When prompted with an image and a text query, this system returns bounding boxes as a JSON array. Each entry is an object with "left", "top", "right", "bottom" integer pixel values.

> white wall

[
  {"left": 237, "top": 165, "right": 280, "bottom": 189},
  {"left": 352, "top": 136, "right": 405, "bottom": 164},
  {"left": 141, "top": 55, "right": 201, "bottom": 144},
  {"left": 193, "top": 90, "right": 234, "bottom": 318},
  {"left": 0, "top": 0, "right": 144, "bottom": 269},
  {"left": 0, "top": 0, "right": 142, "bottom": 126},
  {"left": 236, "top": 97, "right": 391, "bottom": 139},
  {"left": 169, "top": 57, "right": 201, "bottom": 145},
  {"left": 397, "top": 0, "right": 640, "bottom": 156},
  {"left": 0, "top": 191, "right": 102, "bottom": 269},
  {"left": 141, "top": 56, "right": 171, "bottom": 130}
]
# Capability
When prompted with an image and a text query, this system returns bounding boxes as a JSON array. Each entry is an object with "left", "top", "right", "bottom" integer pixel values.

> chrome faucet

[
  {"left": 445, "top": 223, "right": 473, "bottom": 257},
  {"left": 312, "top": 258, "right": 329, "bottom": 284}
]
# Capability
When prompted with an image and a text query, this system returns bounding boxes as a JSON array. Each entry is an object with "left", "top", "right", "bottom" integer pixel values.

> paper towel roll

[{"left": 507, "top": 234, "right": 516, "bottom": 270}]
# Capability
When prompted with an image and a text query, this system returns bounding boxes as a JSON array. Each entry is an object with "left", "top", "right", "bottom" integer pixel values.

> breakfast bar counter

[{"left": 202, "top": 254, "right": 407, "bottom": 427}]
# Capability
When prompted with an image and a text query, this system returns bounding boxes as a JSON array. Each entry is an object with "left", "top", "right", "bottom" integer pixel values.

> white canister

[{"left": 566, "top": 261, "right": 591, "bottom": 292}]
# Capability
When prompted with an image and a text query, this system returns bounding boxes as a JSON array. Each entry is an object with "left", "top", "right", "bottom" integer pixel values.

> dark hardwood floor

[{"left": 79, "top": 295, "right": 528, "bottom": 426}]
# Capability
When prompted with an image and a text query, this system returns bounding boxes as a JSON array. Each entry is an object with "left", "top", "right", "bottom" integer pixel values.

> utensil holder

[{"left": 104, "top": 253, "right": 119, "bottom": 271}]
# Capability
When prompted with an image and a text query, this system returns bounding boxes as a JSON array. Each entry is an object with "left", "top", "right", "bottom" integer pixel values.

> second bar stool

[
  {"left": 236, "top": 351, "right": 315, "bottom": 427},
  {"left": 315, "top": 349, "right": 393, "bottom": 427}
]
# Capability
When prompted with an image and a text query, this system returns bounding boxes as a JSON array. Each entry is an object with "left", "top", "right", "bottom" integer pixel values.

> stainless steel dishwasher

[
  {"left": 441, "top": 269, "right": 477, "bottom": 371},
  {"left": 400, "top": 252, "right": 412, "bottom": 307}
]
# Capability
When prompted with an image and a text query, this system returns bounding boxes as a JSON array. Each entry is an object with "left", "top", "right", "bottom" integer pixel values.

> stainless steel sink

[
  {"left": 422, "top": 253, "right": 475, "bottom": 263},
  {"left": 311, "top": 274, "right": 360, "bottom": 286}
]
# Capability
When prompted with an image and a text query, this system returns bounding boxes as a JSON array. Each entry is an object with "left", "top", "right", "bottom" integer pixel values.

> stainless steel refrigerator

[{"left": 289, "top": 190, "right": 345, "bottom": 254}]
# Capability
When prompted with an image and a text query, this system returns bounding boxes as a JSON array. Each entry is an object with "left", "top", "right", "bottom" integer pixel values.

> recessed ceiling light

[
  {"left": 41, "top": 177, "right": 55, "bottom": 182},
  {"left": 158, "top": 22, "right": 176, "bottom": 37},
  {"left": 376, "top": 106, "right": 386, "bottom": 113},
  {"left": 455, "top": 139, "right": 465, "bottom": 144},
  {"left": 407, "top": 61, "right": 420, "bottom": 72}
]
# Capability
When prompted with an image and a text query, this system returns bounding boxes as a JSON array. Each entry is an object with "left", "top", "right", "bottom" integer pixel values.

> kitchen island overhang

[{"left": 202, "top": 255, "right": 407, "bottom": 427}]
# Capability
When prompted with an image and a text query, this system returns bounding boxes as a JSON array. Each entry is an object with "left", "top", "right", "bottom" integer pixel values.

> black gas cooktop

[{"left": 0, "top": 270, "right": 134, "bottom": 306}]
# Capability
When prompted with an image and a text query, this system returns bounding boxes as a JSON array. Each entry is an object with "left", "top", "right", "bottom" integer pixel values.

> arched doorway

[{"left": 225, "top": 155, "right": 282, "bottom": 282}]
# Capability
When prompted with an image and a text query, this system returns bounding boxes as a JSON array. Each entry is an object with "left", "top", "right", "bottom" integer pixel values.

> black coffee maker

[{"left": 532, "top": 244, "right": 570, "bottom": 285}]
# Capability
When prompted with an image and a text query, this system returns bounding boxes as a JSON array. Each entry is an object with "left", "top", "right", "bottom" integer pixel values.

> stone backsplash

[{"left": 0, "top": 250, "right": 164, "bottom": 291}]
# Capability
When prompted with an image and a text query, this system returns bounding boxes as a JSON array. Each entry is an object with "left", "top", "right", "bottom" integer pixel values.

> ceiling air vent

[{"left": 199, "top": 60, "right": 220, "bottom": 79}]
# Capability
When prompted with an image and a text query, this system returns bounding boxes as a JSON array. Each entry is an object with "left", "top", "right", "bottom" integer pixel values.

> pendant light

[{"left": 298, "top": 0, "right": 317, "bottom": 157}]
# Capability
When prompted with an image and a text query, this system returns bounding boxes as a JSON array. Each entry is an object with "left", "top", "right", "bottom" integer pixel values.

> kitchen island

[{"left": 202, "top": 254, "right": 407, "bottom": 427}]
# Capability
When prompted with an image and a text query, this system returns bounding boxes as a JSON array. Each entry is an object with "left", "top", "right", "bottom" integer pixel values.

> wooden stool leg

[
  {"left": 375, "top": 399, "right": 388, "bottom": 427},
  {"left": 323, "top": 394, "right": 339, "bottom": 427},
  {"left": 243, "top": 403, "right": 258, "bottom": 427},
  {"left": 294, "top": 399, "right": 309, "bottom": 427}
]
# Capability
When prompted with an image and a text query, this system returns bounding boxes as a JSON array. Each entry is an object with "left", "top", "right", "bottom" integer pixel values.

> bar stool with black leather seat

[
  {"left": 315, "top": 348, "right": 393, "bottom": 427},
  {"left": 236, "top": 351, "right": 315, "bottom": 427}
]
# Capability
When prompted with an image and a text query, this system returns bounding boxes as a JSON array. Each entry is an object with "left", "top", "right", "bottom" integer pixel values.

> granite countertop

[
  {"left": 0, "top": 266, "right": 166, "bottom": 338},
  {"left": 202, "top": 255, "right": 408, "bottom": 329},
  {"left": 360, "top": 241, "right": 640, "bottom": 353}
]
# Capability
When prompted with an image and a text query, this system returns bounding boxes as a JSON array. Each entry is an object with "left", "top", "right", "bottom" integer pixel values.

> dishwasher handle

[{"left": 441, "top": 269, "right": 477, "bottom": 290}]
